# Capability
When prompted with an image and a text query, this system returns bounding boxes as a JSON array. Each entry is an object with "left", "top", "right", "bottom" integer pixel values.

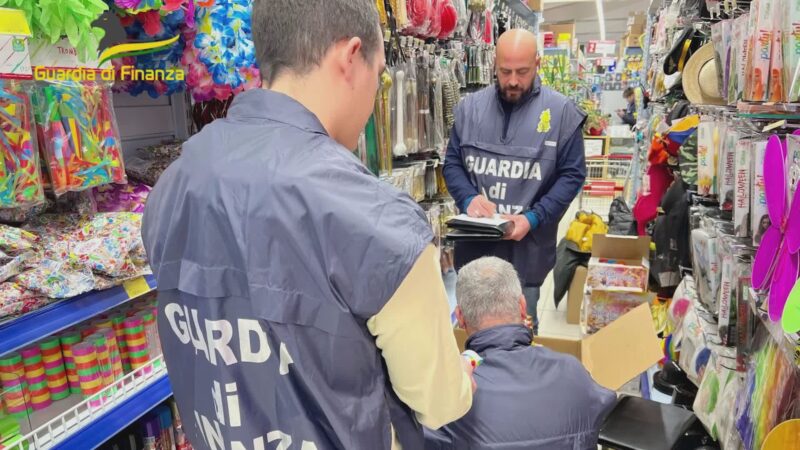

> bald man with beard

[{"left": 443, "top": 30, "right": 587, "bottom": 332}]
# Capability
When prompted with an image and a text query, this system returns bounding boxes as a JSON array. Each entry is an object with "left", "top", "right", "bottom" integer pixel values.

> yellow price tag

[
  {"left": 0, "top": 9, "right": 31, "bottom": 36},
  {"left": 123, "top": 277, "right": 152, "bottom": 299}
]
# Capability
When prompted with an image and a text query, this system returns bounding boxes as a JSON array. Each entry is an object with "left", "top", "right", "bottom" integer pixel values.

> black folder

[{"left": 446, "top": 215, "right": 512, "bottom": 241}]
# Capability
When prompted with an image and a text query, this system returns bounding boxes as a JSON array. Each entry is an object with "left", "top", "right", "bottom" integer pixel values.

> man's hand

[
  {"left": 502, "top": 214, "right": 531, "bottom": 241},
  {"left": 466, "top": 195, "right": 497, "bottom": 218},
  {"left": 461, "top": 357, "right": 477, "bottom": 393},
  {"left": 616, "top": 110, "right": 625, "bottom": 118}
]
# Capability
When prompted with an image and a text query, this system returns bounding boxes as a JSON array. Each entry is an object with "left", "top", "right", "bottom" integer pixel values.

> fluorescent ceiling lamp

[{"left": 595, "top": 0, "right": 606, "bottom": 40}]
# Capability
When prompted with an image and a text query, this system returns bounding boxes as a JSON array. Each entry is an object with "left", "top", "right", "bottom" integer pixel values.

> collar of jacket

[
  {"left": 226, "top": 88, "right": 329, "bottom": 136},
  {"left": 466, "top": 324, "right": 533, "bottom": 354},
  {"left": 494, "top": 75, "right": 542, "bottom": 112}
]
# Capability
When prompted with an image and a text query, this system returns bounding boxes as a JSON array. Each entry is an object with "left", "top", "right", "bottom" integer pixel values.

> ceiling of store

[{"left": 542, "top": 0, "right": 650, "bottom": 43}]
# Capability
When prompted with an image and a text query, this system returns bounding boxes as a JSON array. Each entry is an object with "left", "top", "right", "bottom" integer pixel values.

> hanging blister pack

[
  {"left": 751, "top": 140, "right": 769, "bottom": 245},
  {"left": 734, "top": 138, "right": 752, "bottom": 237}
]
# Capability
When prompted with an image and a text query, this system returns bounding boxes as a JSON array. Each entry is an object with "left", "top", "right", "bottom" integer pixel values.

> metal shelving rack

[
  {"left": 0, "top": 275, "right": 174, "bottom": 449},
  {"left": 0, "top": 275, "right": 157, "bottom": 356}
]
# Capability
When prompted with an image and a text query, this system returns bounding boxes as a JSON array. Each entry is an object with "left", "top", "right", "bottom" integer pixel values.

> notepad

[{"left": 446, "top": 214, "right": 512, "bottom": 241}]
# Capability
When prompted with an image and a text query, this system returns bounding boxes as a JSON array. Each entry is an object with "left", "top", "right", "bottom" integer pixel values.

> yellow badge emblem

[{"left": 537, "top": 109, "right": 552, "bottom": 133}]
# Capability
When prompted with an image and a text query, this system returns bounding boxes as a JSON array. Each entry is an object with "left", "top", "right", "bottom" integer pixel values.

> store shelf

[
  {"left": 9, "top": 356, "right": 171, "bottom": 450},
  {"left": 52, "top": 375, "right": 172, "bottom": 450},
  {"left": 0, "top": 275, "right": 156, "bottom": 356}
]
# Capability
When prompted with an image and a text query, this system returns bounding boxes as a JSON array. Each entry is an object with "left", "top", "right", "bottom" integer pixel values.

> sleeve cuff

[
  {"left": 524, "top": 211, "right": 540, "bottom": 230},
  {"left": 461, "top": 195, "right": 476, "bottom": 213}
]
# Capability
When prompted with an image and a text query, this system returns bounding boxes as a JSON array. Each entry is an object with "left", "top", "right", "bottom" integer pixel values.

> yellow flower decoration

[{"left": 537, "top": 109, "right": 552, "bottom": 133}]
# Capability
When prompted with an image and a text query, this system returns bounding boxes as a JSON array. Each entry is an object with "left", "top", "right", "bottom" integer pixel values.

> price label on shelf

[{"left": 123, "top": 277, "right": 151, "bottom": 299}]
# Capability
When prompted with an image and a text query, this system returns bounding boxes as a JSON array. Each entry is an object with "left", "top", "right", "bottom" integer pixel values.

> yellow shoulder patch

[{"left": 537, "top": 109, "right": 552, "bottom": 133}]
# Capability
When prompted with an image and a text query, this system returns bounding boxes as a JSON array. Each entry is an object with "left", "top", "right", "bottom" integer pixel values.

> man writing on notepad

[{"left": 443, "top": 29, "right": 587, "bottom": 332}]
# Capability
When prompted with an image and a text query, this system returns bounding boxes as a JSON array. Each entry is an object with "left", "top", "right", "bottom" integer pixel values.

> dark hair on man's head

[
  {"left": 623, "top": 87, "right": 635, "bottom": 98},
  {"left": 252, "top": 0, "right": 382, "bottom": 85}
]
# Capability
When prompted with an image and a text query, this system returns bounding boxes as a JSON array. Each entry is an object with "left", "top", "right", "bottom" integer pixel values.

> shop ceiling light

[{"left": 595, "top": 0, "right": 606, "bottom": 40}]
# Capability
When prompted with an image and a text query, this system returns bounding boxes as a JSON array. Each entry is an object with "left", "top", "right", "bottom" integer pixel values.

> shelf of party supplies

[
  {"left": 747, "top": 288, "right": 800, "bottom": 369},
  {"left": 7, "top": 355, "right": 171, "bottom": 450},
  {"left": 0, "top": 275, "right": 156, "bottom": 357}
]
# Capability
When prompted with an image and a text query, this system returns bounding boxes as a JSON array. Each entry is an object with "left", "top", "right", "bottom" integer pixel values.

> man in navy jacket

[
  {"left": 444, "top": 30, "right": 587, "bottom": 330},
  {"left": 425, "top": 257, "right": 616, "bottom": 450}
]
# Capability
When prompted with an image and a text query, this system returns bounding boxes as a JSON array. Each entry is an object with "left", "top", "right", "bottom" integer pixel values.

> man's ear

[
  {"left": 334, "top": 37, "right": 363, "bottom": 81},
  {"left": 455, "top": 306, "right": 467, "bottom": 330},
  {"left": 519, "top": 295, "right": 527, "bottom": 321}
]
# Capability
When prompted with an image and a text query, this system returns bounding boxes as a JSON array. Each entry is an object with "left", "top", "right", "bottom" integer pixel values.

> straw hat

[{"left": 683, "top": 43, "right": 725, "bottom": 105}]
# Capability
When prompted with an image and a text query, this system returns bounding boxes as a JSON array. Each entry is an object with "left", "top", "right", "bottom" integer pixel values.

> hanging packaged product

[
  {"left": 769, "top": 0, "right": 786, "bottom": 103},
  {"left": 717, "top": 236, "right": 754, "bottom": 347},
  {"left": 691, "top": 217, "right": 719, "bottom": 310},
  {"left": 392, "top": 66, "right": 408, "bottom": 157},
  {"left": 416, "top": 51, "right": 433, "bottom": 152},
  {"left": 0, "top": 79, "right": 45, "bottom": 209},
  {"left": 693, "top": 348, "right": 739, "bottom": 442},
  {"left": 787, "top": 0, "right": 800, "bottom": 101},
  {"left": 788, "top": 133, "right": 800, "bottom": 197},
  {"left": 710, "top": 220, "right": 735, "bottom": 312},
  {"left": 730, "top": 14, "right": 748, "bottom": 104},
  {"left": 715, "top": 120, "right": 739, "bottom": 211},
  {"left": 31, "top": 80, "right": 126, "bottom": 196},
  {"left": 751, "top": 139, "right": 769, "bottom": 245},
  {"left": 734, "top": 138, "right": 752, "bottom": 238},
  {"left": 749, "top": 0, "right": 773, "bottom": 102},
  {"left": 734, "top": 254, "right": 755, "bottom": 371},
  {"left": 431, "top": 61, "right": 445, "bottom": 155},
  {"left": 697, "top": 117, "right": 715, "bottom": 196},
  {"left": 375, "top": 70, "right": 393, "bottom": 174},
  {"left": 405, "top": 58, "right": 420, "bottom": 154},
  {"left": 718, "top": 126, "right": 736, "bottom": 211}
]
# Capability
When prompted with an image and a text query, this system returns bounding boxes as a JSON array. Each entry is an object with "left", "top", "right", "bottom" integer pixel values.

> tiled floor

[{"left": 536, "top": 201, "right": 582, "bottom": 340}]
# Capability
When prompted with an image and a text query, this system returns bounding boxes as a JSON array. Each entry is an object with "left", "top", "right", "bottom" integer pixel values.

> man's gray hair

[
  {"left": 456, "top": 257, "right": 523, "bottom": 327},
  {"left": 252, "top": 0, "right": 383, "bottom": 85}
]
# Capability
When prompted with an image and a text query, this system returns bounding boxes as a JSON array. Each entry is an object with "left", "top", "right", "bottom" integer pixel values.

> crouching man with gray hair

[{"left": 425, "top": 257, "right": 616, "bottom": 450}]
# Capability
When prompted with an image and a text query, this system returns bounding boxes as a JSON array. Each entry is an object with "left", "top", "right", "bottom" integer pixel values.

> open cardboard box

[
  {"left": 454, "top": 303, "right": 662, "bottom": 391},
  {"left": 567, "top": 266, "right": 587, "bottom": 324},
  {"left": 586, "top": 234, "right": 651, "bottom": 293}
]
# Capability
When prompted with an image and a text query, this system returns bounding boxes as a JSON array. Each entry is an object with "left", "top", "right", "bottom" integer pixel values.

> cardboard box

[
  {"left": 582, "top": 290, "right": 655, "bottom": 335},
  {"left": 623, "top": 33, "right": 643, "bottom": 49},
  {"left": 541, "top": 23, "right": 576, "bottom": 49},
  {"left": 586, "top": 235, "right": 651, "bottom": 293},
  {"left": 453, "top": 303, "right": 662, "bottom": 391},
  {"left": 629, "top": 23, "right": 646, "bottom": 36},
  {"left": 567, "top": 266, "right": 587, "bottom": 324},
  {"left": 541, "top": 23, "right": 576, "bottom": 37},
  {"left": 628, "top": 11, "right": 646, "bottom": 35}
]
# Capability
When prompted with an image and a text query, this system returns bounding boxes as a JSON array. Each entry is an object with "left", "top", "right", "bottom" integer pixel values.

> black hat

[{"left": 663, "top": 27, "right": 706, "bottom": 76}]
